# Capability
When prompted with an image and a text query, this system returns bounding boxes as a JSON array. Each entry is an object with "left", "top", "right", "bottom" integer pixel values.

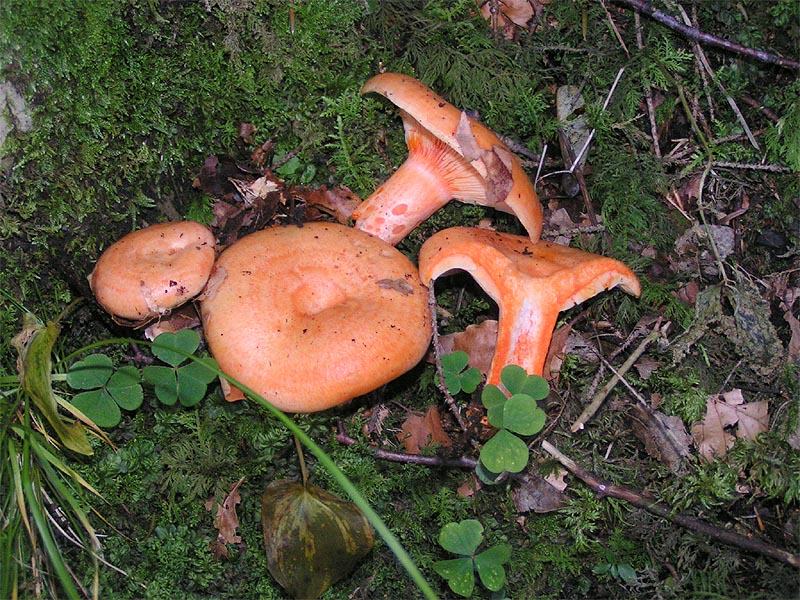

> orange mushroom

[
  {"left": 353, "top": 73, "right": 543, "bottom": 245},
  {"left": 418, "top": 227, "right": 640, "bottom": 383},
  {"left": 89, "top": 221, "right": 216, "bottom": 326},
  {"left": 200, "top": 222, "right": 432, "bottom": 413}
]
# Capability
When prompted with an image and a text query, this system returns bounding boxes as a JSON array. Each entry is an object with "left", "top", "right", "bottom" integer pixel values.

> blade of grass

[{"left": 21, "top": 429, "right": 82, "bottom": 600}]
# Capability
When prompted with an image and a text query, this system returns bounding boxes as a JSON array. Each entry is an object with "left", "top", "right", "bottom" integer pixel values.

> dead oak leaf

[
  {"left": 206, "top": 477, "right": 245, "bottom": 560},
  {"left": 691, "top": 390, "right": 769, "bottom": 461},
  {"left": 397, "top": 406, "right": 452, "bottom": 454}
]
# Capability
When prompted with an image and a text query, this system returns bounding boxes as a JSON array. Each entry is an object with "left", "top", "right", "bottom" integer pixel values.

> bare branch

[{"left": 614, "top": 0, "right": 800, "bottom": 70}]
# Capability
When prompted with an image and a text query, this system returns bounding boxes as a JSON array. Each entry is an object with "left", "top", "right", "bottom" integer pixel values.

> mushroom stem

[
  {"left": 359, "top": 73, "right": 544, "bottom": 242},
  {"left": 419, "top": 227, "right": 641, "bottom": 384},
  {"left": 353, "top": 123, "right": 486, "bottom": 244}
]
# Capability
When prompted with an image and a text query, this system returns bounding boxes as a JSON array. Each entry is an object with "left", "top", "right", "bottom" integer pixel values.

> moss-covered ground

[{"left": 2, "top": 1, "right": 798, "bottom": 598}]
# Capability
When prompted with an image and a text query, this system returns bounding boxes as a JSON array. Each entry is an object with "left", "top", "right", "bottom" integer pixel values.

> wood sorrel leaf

[
  {"left": 503, "top": 394, "right": 546, "bottom": 436},
  {"left": 71, "top": 389, "right": 121, "bottom": 428},
  {"left": 432, "top": 557, "right": 475, "bottom": 597},
  {"left": 261, "top": 479, "right": 374, "bottom": 599},
  {"left": 480, "top": 429, "right": 529, "bottom": 474},
  {"left": 438, "top": 519, "right": 483, "bottom": 556},
  {"left": 66, "top": 354, "right": 113, "bottom": 389},
  {"left": 151, "top": 329, "right": 199, "bottom": 367},
  {"left": 474, "top": 543, "right": 511, "bottom": 591}
]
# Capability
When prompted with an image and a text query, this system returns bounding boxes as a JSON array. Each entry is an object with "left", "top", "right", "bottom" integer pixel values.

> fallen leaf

[
  {"left": 629, "top": 403, "right": 691, "bottom": 475},
  {"left": 784, "top": 308, "right": 800, "bottom": 363},
  {"left": 377, "top": 278, "right": 415, "bottom": 296},
  {"left": 397, "top": 406, "right": 452, "bottom": 454},
  {"left": 295, "top": 185, "right": 362, "bottom": 223},
  {"left": 691, "top": 396, "right": 738, "bottom": 461},
  {"left": 206, "top": 477, "right": 245, "bottom": 560},
  {"left": 633, "top": 356, "right": 660, "bottom": 380},
  {"left": 542, "top": 322, "right": 572, "bottom": 383},
  {"left": 229, "top": 173, "right": 281, "bottom": 207},
  {"left": 452, "top": 320, "right": 499, "bottom": 376},
  {"left": 453, "top": 112, "right": 513, "bottom": 205},
  {"left": 478, "top": 0, "right": 539, "bottom": 39},
  {"left": 691, "top": 390, "right": 769, "bottom": 461},
  {"left": 261, "top": 480, "right": 374, "bottom": 599},
  {"left": 544, "top": 468, "right": 568, "bottom": 492},
  {"left": 511, "top": 472, "right": 565, "bottom": 513}
]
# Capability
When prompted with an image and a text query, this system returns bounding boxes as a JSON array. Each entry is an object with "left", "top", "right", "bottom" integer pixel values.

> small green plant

[
  {"left": 478, "top": 365, "right": 548, "bottom": 479},
  {"left": 433, "top": 519, "right": 512, "bottom": 597},
  {"left": 441, "top": 350, "right": 482, "bottom": 395},
  {"left": 67, "top": 354, "right": 143, "bottom": 428},
  {"left": 592, "top": 545, "right": 638, "bottom": 584},
  {"left": 142, "top": 330, "right": 218, "bottom": 407}
]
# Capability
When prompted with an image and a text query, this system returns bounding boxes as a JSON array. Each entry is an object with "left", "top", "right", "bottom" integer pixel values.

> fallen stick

[
  {"left": 614, "top": 0, "right": 800, "bottom": 70},
  {"left": 542, "top": 440, "right": 800, "bottom": 568},
  {"left": 571, "top": 320, "right": 664, "bottom": 432}
]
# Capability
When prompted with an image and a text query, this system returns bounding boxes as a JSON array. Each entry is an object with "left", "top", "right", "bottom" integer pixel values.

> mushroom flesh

[{"left": 418, "top": 227, "right": 640, "bottom": 383}]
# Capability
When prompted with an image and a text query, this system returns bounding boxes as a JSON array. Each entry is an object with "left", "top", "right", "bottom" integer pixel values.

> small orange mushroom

[
  {"left": 200, "top": 222, "right": 432, "bottom": 413},
  {"left": 353, "top": 73, "right": 543, "bottom": 245},
  {"left": 418, "top": 227, "right": 640, "bottom": 383},
  {"left": 89, "top": 221, "right": 216, "bottom": 326}
]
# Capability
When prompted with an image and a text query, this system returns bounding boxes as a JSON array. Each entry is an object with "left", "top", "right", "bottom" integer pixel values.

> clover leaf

[
  {"left": 433, "top": 519, "right": 511, "bottom": 597},
  {"left": 441, "top": 351, "right": 481, "bottom": 395},
  {"left": 142, "top": 330, "right": 218, "bottom": 407},
  {"left": 478, "top": 364, "right": 548, "bottom": 477},
  {"left": 67, "top": 353, "right": 143, "bottom": 428}
]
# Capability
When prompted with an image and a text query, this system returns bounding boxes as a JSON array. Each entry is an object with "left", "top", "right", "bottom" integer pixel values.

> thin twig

[
  {"left": 427, "top": 284, "right": 469, "bottom": 432},
  {"left": 675, "top": 2, "right": 760, "bottom": 151},
  {"left": 613, "top": 0, "right": 800, "bottom": 71},
  {"left": 634, "top": 10, "right": 662, "bottom": 158},
  {"left": 541, "top": 440, "right": 800, "bottom": 568},
  {"left": 571, "top": 320, "right": 664, "bottom": 432},
  {"left": 540, "top": 68, "right": 626, "bottom": 183},
  {"left": 335, "top": 424, "right": 478, "bottom": 469}
]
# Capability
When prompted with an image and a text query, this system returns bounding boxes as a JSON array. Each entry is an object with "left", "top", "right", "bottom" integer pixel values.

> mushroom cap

[
  {"left": 200, "top": 222, "right": 433, "bottom": 413},
  {"left": 419, "top": 227, "right": 640, "bottom": 380},
  {"left": 361, "top": 73, "right": 543, "bottom": 240},
  {"left": 89, "top": 221, "right": 216, "bottom": 324}
]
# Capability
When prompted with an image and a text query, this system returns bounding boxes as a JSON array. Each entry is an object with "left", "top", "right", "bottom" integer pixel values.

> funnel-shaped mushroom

[
  {"left": 354, "top": 73, "right": 542, "bottom": 244},
  {"left": 200, "top": 222, "right": 432, "bottom": 412},
  {"left": 89, "top": 221, "right": 216, "bottom": 326},
  {"left": 419, "top": 227, "right": 640, "bottom": 383}
]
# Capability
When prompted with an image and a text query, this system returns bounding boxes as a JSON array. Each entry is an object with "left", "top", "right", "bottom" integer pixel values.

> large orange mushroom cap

[
  {"left": 419, "top": 227, "right": 640, "bottom": 382},
  {"left": 89, "top": 221, "right": 216, "bottom": 325},
  {"left": 354, "top": 73, "right": 543, "bottom": 244},
  {"left": 200, "top": 222, "right": 433, "bottom": 413}
]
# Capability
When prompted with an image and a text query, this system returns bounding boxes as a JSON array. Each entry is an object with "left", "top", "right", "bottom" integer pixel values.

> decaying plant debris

[{"left": 1, "top": 0, "right": 798, "bottom": 598}]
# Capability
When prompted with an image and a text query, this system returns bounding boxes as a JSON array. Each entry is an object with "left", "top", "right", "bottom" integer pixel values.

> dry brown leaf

[
  {"left": 478, "top": 0, "right": 538, "bottom": 39},
  {"left": 397, "top": 406, "right": 452, "bottom": 454},
  {"left": 629, "top": 404, "right": 691, "bottom": 475},
  {"left": 206, "top": 477, "right": 245, "bottom": 560},
  {"left": 452, "top": 320, "right": 499, "bottom": 376},
  {"left": 294, "top": 185, "right": 362, "bottom": 223},
  {"left": 511, "top": 472, "right": 565, "bottom": 514},
  {"left": 691, "top": 390, "right": 769, "bottom": 461},
  {"left": 542, "top": 322, "right": 572, "bottom": 383},
  {"left": 544, "top": 468, "right": 568, "bottom": 492},
  {"left": 453, "top": 112, "right": 513, "bottom": 205},
  {"left": 633, "top": 356, "right": 660, "bottom": 380}
]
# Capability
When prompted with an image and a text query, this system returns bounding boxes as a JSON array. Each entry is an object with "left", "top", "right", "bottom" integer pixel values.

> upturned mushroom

[
  {"left": 353, "top": 73, "right": 543, "bottom": 245},
  {"left": 89, "top": 221, "right": 216, "bottom": 326},
  {"left": 200, "top": 222, "right": 432, "bottom": 413},
  {"left": 418, "top": 227, "right": 640, "bottom": 383}
]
